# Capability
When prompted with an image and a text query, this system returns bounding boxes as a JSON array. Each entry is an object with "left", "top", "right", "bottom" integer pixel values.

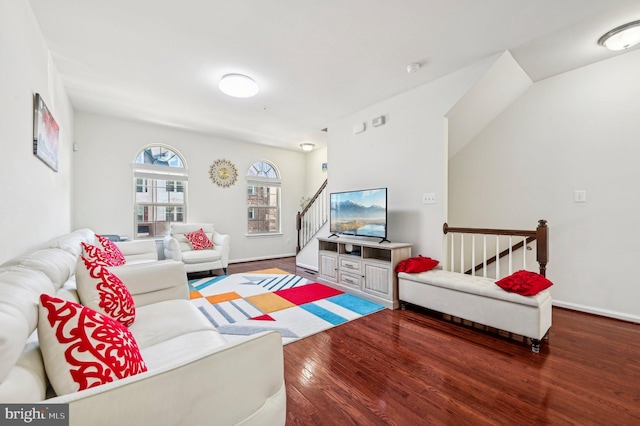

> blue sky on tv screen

[{"left": 334, "top": 189, "right": 386, "bottom": 207}]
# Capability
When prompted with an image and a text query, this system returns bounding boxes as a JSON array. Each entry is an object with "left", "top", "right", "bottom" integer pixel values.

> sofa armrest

[
  {"left": 109, "top": 260, "right": 188, "bottom": 306},
  {"left": 163, "top": 234, "right": 182, "bottom": 261},
  {"left": 48, "top": 332, "right": 286, "bottom": 426},
  {"left": 114, "top": 240, "right": 158, "bottom": 264},
  {"left": 212, "top": 232, "right": 230, "bottom": 268}
]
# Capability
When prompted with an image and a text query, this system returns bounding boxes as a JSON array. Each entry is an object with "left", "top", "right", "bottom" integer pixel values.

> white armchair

[{"left": 163, "top": 223, "right": 230, "bottom": 275}]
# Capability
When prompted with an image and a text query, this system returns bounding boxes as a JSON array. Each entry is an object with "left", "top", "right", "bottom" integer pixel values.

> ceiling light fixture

[
  {"left": 407, "top": 63, "right": 421, "bottom": 74},
  {"left": 300, "top": 143, "right": 315, "bottom": 152},
  {"left": 219, "top": 74, "right": 259, "bottom": 98},
  {"left": 598, "top": 20, "right": 640, "bottom": 51}
]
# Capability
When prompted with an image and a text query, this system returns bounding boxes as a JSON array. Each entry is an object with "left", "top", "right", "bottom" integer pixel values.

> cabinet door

[
  {"left": 319, "top": 253, "right": 338, "bottom": 280},
  {"left": 363, "top": 262, "right": 391, "bottom": 298}
]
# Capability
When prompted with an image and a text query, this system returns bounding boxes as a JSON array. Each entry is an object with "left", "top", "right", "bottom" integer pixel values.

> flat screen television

[{"left": 329, "top": 188, "right": 388, "bottom": 241}]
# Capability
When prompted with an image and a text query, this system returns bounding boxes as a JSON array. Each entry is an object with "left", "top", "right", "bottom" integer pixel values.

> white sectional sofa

[
  {"left": 0, "top": 229, "right": 286, "bottom": 425},
  {"left": 398, "top": 269, "right": 552, "bottom": 352}
]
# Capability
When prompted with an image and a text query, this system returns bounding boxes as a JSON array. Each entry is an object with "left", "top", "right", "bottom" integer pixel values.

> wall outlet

[{"left": 423, "top": 192, "right": 436, "bottom": 204}]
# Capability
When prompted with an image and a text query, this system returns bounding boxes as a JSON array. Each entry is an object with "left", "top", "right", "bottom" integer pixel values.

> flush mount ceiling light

[
  {"left": 598, "top": 20, "right": 640, "bottom": 51},
  {"left": 407, "top": 63, "right": 421, "bottom": 74},
  {"left": 219, "top": 74, "right": 259, "bottom": 98},
  {"left": 300, "top": 143, "right": 315, "bottom": 152}
]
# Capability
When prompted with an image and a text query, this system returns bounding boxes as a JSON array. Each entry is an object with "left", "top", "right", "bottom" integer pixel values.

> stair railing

[
  {"left": 296, "top": 179, "right": 328, "bottom": 253},
  {"left": 443, "top": 219, "right": 548, "bottom": 278}
]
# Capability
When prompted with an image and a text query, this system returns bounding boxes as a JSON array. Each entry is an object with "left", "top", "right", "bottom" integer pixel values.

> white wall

[
  {"left": 324, "top": 56, "right": 497, "bottom": 260},
  {"left": 0, "top": 0, "right": 74, "bottom": 263},
  {"left": 449, "top": 49, "right": 640, "bottom": 322},
  {"left": 74, "top": 112, "right": 307, "bottom": 262},
  {"left": 304, "top": 146, "right": 328, "bottom": 199},
  {"left": 446, "top": 51, "right": 532, "bottom": 159}
]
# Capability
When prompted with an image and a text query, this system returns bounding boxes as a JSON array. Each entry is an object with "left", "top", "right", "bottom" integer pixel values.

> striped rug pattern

[{"left": 189, "top": 270, "right": 384, "bottom": 344}]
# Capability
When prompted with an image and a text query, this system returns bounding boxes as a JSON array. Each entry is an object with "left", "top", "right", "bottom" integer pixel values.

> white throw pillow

[
  {"left": 37, "top": 294, "right": 147, "bottom": 396},
  {"left": 76, "top": 256, "right": 136, "bottom": 327}
]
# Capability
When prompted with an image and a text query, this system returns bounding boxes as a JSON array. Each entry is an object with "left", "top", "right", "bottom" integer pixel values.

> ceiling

[{"left": 28, "top": 0, "right": 640, "bottom": 152}]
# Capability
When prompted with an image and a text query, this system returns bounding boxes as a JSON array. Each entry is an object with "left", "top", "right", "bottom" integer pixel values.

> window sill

[{"left": 245, "top": 232, "right": 283, "bottom": 238}]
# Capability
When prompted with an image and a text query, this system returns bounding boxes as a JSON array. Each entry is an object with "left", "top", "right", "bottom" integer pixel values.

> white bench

[
  {"left": 398, "top": 269, "right": 552, "bottom": 352},
  {"left": 398, "top": 220, "right": 552, "bottom": 352}
]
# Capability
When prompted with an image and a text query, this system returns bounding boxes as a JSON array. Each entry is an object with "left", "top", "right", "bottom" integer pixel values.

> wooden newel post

[
  {"left": 296, "top": 212, "right": 302, "bottom": 254},
  {"left": 536, "top": 219, "right": 548, "bottom": 277}
]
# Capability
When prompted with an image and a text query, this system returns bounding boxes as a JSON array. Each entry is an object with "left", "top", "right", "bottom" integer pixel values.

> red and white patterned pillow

[
  {"left": 76, "top": 256, "right": 136, "bottom": 327},
  {"left": 184, "top": 228, "right": 214, "bottom": 251},
  {"left": 81, "top": 242, "right": 116, "bottom": 267},
  {"left": 95, "top": 234, "right": 126, "bottom": 266},
  {"left": 38, "top": 294, "right": 147, "bottom": 396}
]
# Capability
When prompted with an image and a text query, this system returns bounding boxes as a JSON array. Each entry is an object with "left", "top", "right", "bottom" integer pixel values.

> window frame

[
  {"left": 132, "top": 145, "right": 188, "bottom": 239},
  {"left": 246, "top": 161, "right": 281, "bottom": 236}
]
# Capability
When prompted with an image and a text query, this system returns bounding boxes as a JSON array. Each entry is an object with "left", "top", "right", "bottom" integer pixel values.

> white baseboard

[
  {"left": 229, "top": 253, "right": 296, "bottom": 264},
  {"left": 295, "top": 262, "right": 318, "bottom": 272},
  {"left": 553, "top": 299, "right": 640, "bottom": 324}
]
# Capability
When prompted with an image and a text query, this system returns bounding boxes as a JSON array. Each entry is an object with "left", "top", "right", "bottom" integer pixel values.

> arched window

[
  {"left": 247, "top": 161, "right": 281, "bottom": 234},
  {"left": 132, "top": 145, "right": 187, "bottom": 238}
]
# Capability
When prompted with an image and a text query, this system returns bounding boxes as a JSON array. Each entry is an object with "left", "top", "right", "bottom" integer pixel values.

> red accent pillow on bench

[
  {"left": 495, "top": 270, "right": 553, "bottom": 296},
  {"left": 395, "top": 255, "right": 439, "bottom": 273}
]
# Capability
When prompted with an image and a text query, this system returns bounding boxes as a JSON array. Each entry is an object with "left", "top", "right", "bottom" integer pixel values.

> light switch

[{"left": 574, "top": 190, "right": 587, "bottom": 203}]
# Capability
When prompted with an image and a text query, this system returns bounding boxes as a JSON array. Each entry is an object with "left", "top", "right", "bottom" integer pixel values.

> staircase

[{"left": 296, "top": 179, "right": 328, "bottom": 253}]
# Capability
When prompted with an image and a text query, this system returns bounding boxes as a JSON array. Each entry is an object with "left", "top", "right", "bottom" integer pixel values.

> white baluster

[
  {"left": 495, "top": 235, "right": 500, "bottom": 279},
  {"left": 483, "top": 235, "right": 487, "bottom": 278},
  {"left": 460, "top": 234, "right": 464, "bottom": 274},
  {"left": 450, "top": 233, "right": 455, "bottom": 272},
  {"left": 523, "top": 236, "right": 527, "bottom": 270},
  {"left": 508, "top": 236, "right": 513, "bottom": 276},
  {"left": 471, "top": 235, "right": 476, "bottom": 276}
]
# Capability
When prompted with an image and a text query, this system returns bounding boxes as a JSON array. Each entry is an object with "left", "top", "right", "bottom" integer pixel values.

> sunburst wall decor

[{"left": 209, "top": 158, "right": 238, "bottom": 188}]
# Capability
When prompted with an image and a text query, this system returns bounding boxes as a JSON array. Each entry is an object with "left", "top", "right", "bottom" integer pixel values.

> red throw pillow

[
  {"left": 96, "top": 234, "right": 126, "bottom": 266},
  {"left": 495, "top": 270, "right": 553, "bottom": 296},
  {"left": 81, "top": 242, "right": 116, "bottom": 267},
  {"left": 77, "top": 256, "right": 136, "bottom": 327},
  {"left": 38, "top": 294, "right": 147, "bottom": 395},
  {"left": 395, "top": 255, "right": 439, "bottom": 273},
  {"left": 185, "top": 228, "right": 214, "bottom": 250}
]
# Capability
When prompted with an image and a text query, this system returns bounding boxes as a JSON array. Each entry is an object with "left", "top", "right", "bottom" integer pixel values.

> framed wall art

[{"left": 33, "top": 93, "right": 59, "bottom": 172}]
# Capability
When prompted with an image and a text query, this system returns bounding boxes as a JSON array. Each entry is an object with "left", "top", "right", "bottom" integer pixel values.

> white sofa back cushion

[{"left": 0, "top": 266, "right": 56, "bottom": 382}]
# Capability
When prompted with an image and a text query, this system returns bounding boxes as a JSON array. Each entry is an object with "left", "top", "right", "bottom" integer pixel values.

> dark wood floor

[{"left": 229, "top": 258, "right": 640, "bottom": 425}]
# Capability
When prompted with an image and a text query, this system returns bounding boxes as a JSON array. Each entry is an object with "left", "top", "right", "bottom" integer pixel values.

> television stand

[
  {"left": 328, "top": 233, "right": 339, "bottom": 239},
  {"left": 316, "top": 236, "right": 412, "bottom": 309},
  {"left": 379, "top": 237, "right": 390, "bottom": 244}
]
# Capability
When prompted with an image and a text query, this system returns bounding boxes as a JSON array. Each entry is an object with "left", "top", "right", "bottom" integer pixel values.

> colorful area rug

[{"left": 188, "top": 269, "right": 384, "bottom": 344}]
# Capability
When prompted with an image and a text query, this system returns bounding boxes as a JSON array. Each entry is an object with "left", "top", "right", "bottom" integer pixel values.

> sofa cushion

[
  {"left": 41, "top": 228, "right": 95, "bottom": 258},
  {"left": 0, "top": 266, "right": 56, "bottom": 382},
  {"left": 76, "top": 257, "right": 136, "bottom": 327},
  {"left": 1, "top": 249, "right": 76, "bottom": 291},
  {"left": 185, "top": 228, "right": 214, "bottom": 251},
  {"left": 0, "top": 337, "right": 47, "bottom": 402},
  {"left": 130, "top": 300, "right": 227, "bottom": 377},
  {"left": 181, "top": 249, "right": 222, "bottom": 264},
  {"left": 37, "top": 295, "right": 147, "bottom": 396},
  {"left": 129, "top": 299, "right": 218, "bottom": 349},
  {"left": 96, "top": 234, "right": 126, "bottom": 266}
]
